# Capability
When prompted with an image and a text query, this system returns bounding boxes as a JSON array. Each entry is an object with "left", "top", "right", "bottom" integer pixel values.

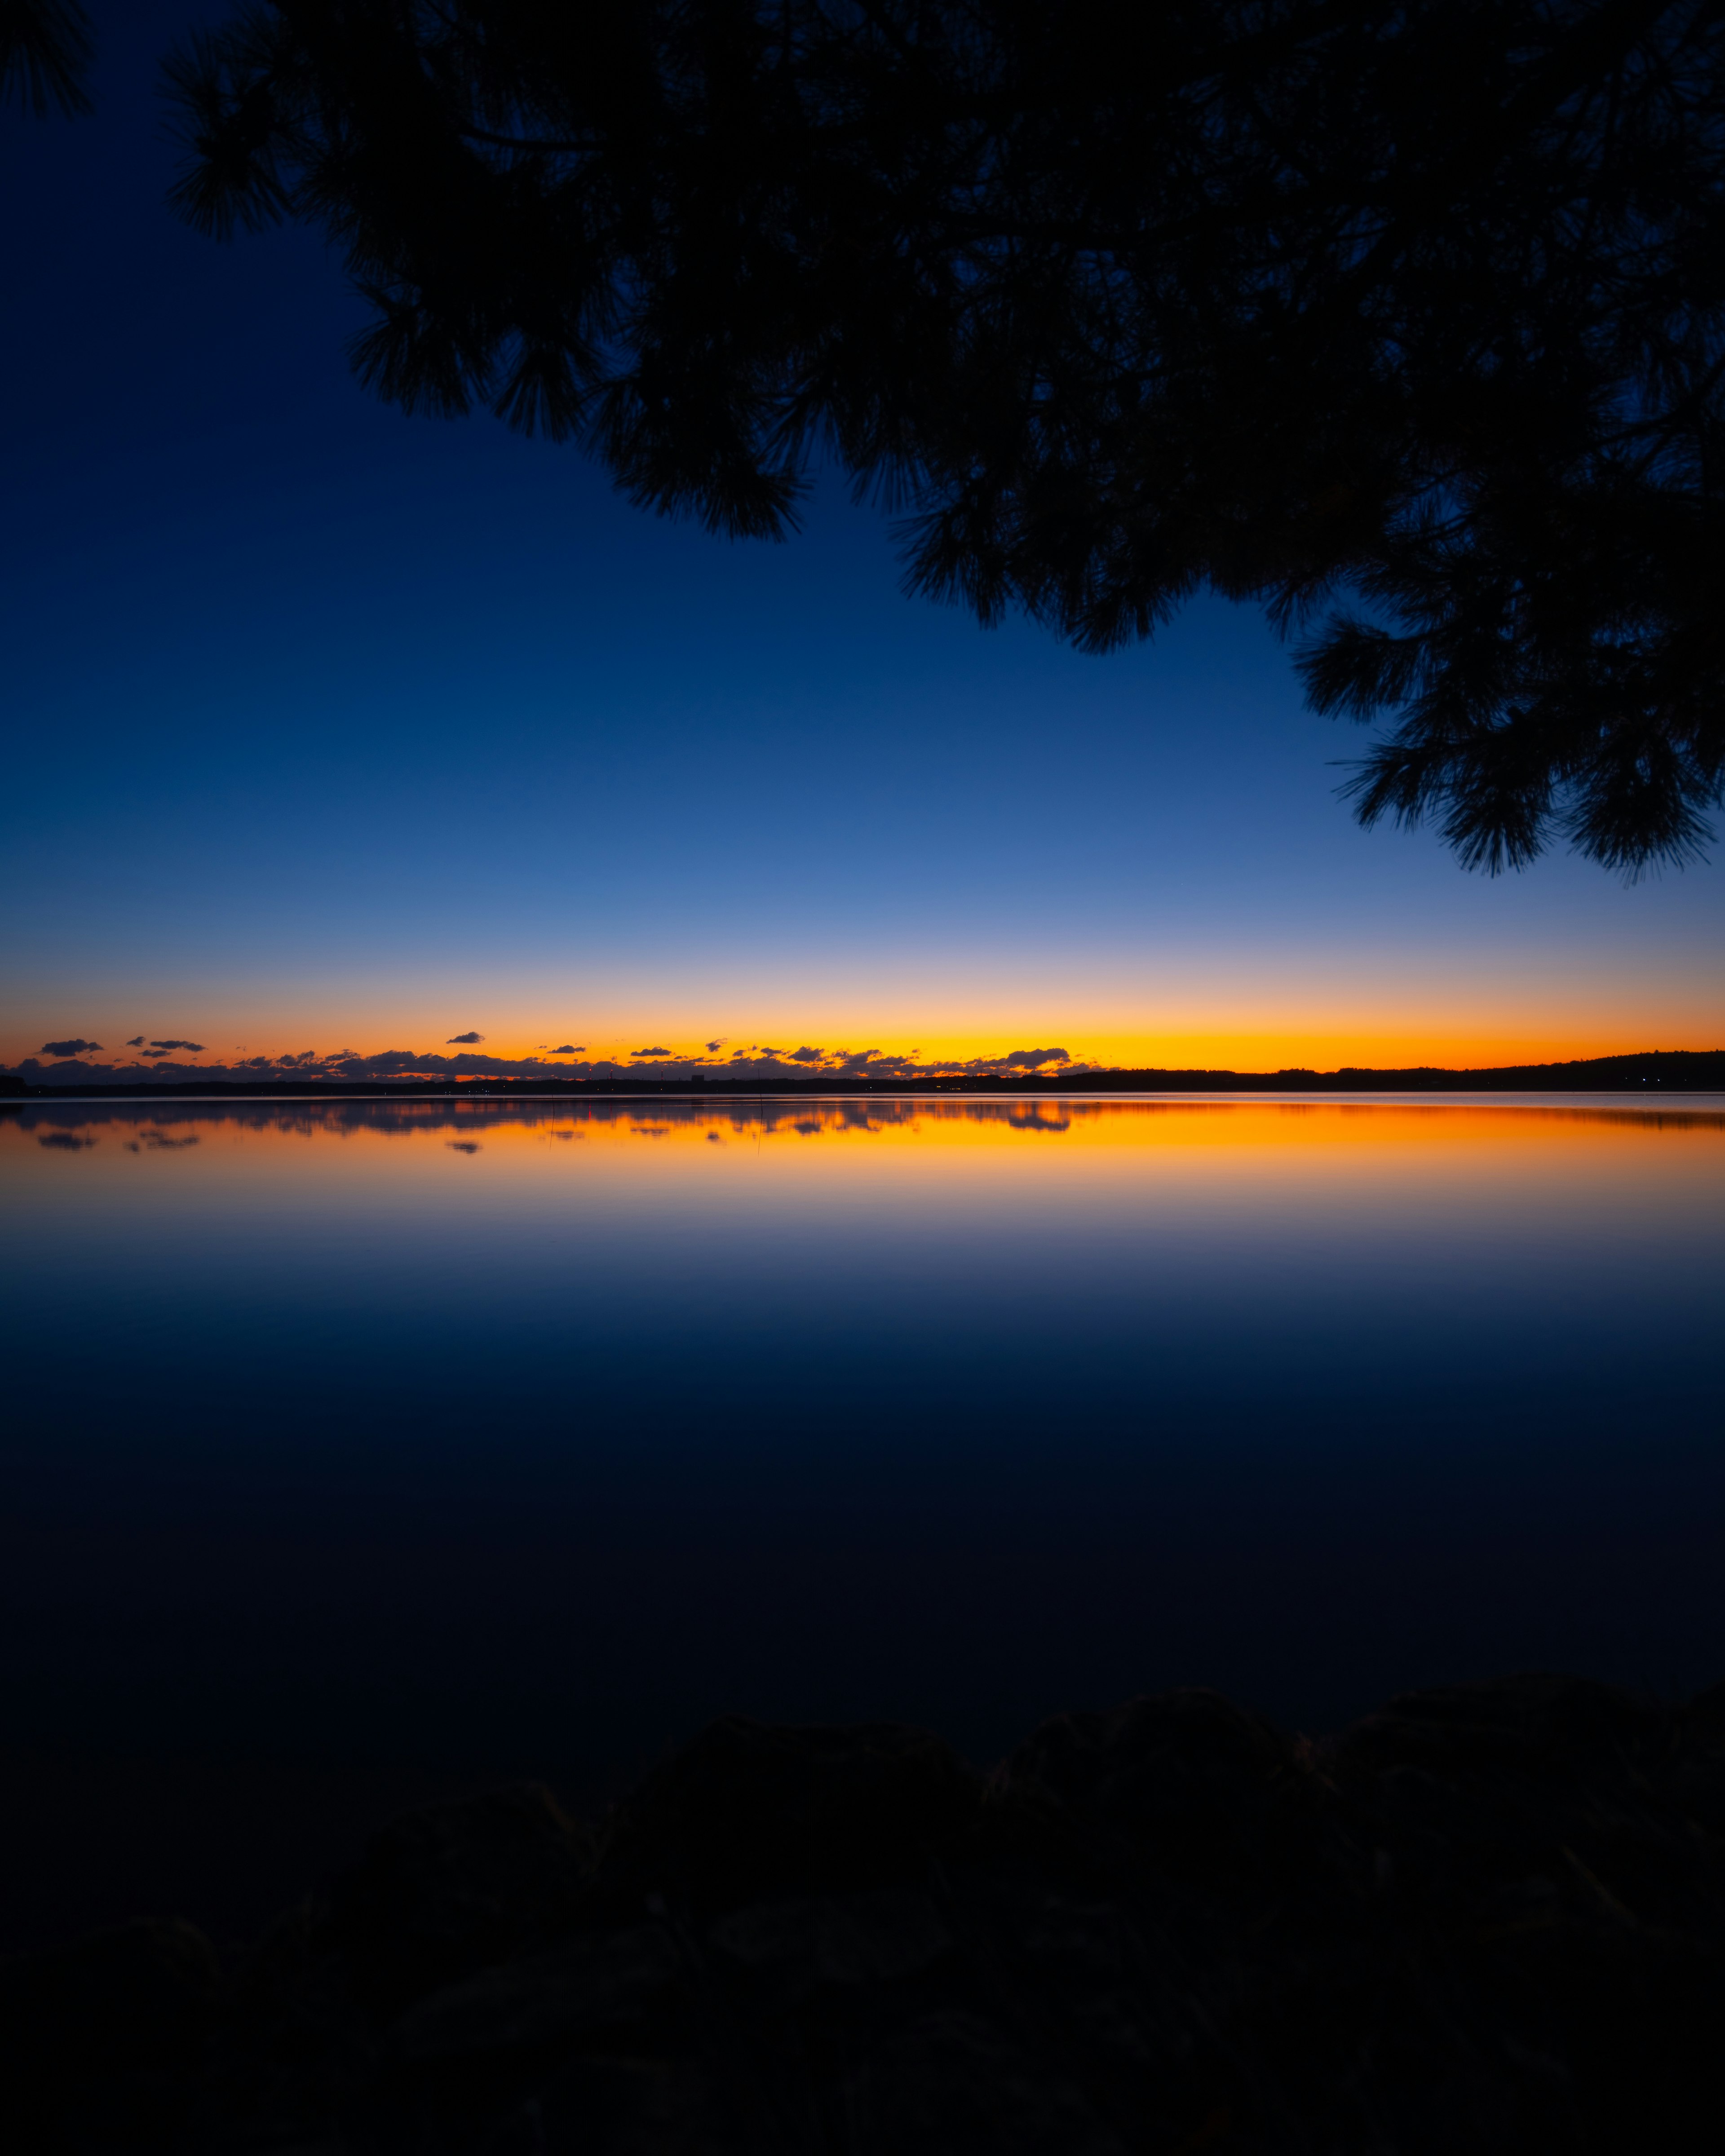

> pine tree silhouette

[{"left": 166, "top": 2, "right": 1724, "bottom": 873}]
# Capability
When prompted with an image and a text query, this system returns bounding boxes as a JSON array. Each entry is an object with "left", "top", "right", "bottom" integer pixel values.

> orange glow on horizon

[
  {"left": 457, "top": 1025, "right": 1720, "bottom": 1072},
  {"left": 10, "top": 1022, "right": 1720, "bottom": 1078}
]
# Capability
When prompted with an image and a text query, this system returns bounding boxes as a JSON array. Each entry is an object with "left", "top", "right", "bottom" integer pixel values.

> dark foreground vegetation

[{"left": 6, "top": 1674, "right": 1724, "bottom": 2153}]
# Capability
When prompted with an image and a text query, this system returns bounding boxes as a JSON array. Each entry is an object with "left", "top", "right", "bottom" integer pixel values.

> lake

[{"left": 2, "top": 1091, "right": 1721, "bottom": 1940}]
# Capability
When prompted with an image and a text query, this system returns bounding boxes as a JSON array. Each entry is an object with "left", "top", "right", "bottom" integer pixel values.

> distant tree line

[{"left": 31, "top": 3, "right": 1725, "bottom": 872}]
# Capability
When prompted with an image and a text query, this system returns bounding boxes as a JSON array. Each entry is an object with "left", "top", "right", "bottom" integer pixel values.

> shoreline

[{"left": 5, "top": 1049, "right": 1724, "bottom": 1101}]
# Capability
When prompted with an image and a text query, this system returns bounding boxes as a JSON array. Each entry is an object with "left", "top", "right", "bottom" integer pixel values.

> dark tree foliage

[
  {"left": 167, "top": 1, "right": 1725, "bottom": 872},
  {"left": 1, "top": 0, "right": 93, "bottom": 115}
]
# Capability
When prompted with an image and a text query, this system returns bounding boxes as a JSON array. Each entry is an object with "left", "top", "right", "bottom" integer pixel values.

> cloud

[
  {"left": 329, "top": 1049, "right": 423, "bottom": 1076},
  {"left": 38, "top": 1131, "right": 98, "bottom": 1149},
  {"left": 125, "top": 1036, "right": 145, "bottom": 1047},
  {"left": 836, "top": 1048, "right": 924, "bottom": 1074},
  {"left": 2, "top": 1034, "right": 1110, "bottom": 1089},
  {"left": 446, "top": 1031, "right": 485, "bottom": 1045},
  {"left": 41, "top": 1039, "right": 102, "bottom": 1056},
  {"left": 446, "top": 1140, "right": 482, "bottom": 1154}
]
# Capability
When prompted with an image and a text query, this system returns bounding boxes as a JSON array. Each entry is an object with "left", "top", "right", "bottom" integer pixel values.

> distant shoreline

[{"left": 4, "top": 1048, "right": 1722, "bottom": 1100}]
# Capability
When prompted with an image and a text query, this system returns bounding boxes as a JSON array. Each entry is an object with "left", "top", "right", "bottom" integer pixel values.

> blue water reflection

[{"left": 2, "top": 1094, "right": 1721, "bottom": 1791}]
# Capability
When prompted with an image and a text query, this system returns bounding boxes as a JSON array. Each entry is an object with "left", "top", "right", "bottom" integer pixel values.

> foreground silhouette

[
  {"left": 7, "top": 1674, "right": 1724, "bottom": 2152},
  {"left": 167, "top": 2, "right": 1725, "bottom": 874}
]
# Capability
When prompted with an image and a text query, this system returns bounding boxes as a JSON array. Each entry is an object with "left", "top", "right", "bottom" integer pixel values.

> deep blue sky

[{"left": 3, "top": 0, "right": 1720, "bottom": 1075}]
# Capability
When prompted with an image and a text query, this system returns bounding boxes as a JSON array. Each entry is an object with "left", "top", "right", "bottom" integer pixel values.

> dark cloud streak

[{"left": 5, "top": 1040, "right": 1102, "bottom": 1087}]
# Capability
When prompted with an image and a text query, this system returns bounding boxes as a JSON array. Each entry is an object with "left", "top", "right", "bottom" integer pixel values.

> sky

[{"left": 2, "top": 0, "right": 1721, "bottom": 1083}]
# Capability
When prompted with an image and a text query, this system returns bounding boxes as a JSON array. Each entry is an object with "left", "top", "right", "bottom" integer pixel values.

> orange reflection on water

[{"left": 6, "top": 1092, "right": 1723, "bottom": 1202}]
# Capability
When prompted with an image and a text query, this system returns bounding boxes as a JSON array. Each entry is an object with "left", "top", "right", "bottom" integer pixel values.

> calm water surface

[{"left": 4, "top": 1092, "right": 1722, "bottom": 1800}]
